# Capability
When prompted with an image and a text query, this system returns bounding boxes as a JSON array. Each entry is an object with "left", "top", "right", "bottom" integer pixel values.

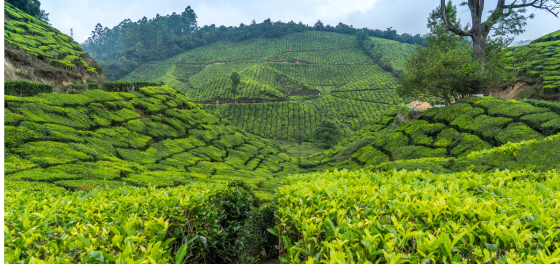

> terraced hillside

[
  {"left": 4, "top": 3, "right": 105, "bottom": 88},
  {"left": 505, "top": 29, "right": 560, "bottom": 95},
  {"left": 121, "top": 31, "right": 409, "bottom": 141},
  {"left": 300, "top": 96, "right": 560, "bottom": 172},
  {"left": 5, "top": 85, "right": 302, "bottom": 195}
]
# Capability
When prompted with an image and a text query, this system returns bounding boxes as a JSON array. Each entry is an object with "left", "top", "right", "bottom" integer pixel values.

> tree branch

[
  {"left": 504, "top": 0, "right": 560, "bottom": 17},
  {"left": 441, "top": 0, "right": 472, "bottom": 36}
]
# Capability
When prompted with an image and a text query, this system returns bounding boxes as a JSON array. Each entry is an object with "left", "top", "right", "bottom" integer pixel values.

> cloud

[{"left": 40, "top": 0, "right": 558, "bottom": 44}]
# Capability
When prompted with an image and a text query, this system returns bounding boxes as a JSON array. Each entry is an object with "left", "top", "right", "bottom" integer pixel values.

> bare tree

[{"left": 440, "top": 0, "right": 559, "bottom": 94}]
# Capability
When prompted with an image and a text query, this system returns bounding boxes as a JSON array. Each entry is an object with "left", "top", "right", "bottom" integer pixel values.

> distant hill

[
  {"left": 122, "top": 31, "right": 413, "bottom": 142},
  {"left": 4, "top": 3, "right": 105, "bottom": 89},
  {"left": 300, "top": 96, "right": 560, "bottom": 172},
  {"left": 5, "top": 85, "right": 299, "bottom": 194}
]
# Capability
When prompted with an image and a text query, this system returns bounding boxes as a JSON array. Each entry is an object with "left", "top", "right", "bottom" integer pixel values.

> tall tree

[
  {"left": 440, "top": 0, "right": 560, "bottom": 94},
  {"left": 230, "top": 71, "right": 241, "bottom": 105}
]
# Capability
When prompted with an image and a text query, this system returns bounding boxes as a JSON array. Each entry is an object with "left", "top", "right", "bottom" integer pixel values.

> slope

[
  {"left": 4, "top": 85, "right": 301, "bottom": 194},
  {"left": 504, "top": 29, "right": 560, "bottom": 95},
  {"left": 299, "top": 96, "right": 560, "bottom": 172},
  {"left": 121, "top": 31, "right": 410, "bottom": 142},
  {"left": 4, "top": 2, "right": 105, "bottom": 88}
]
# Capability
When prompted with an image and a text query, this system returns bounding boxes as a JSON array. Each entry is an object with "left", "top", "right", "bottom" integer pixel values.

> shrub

[
  {"left": 391, "top": 145, "right": 447, "bottom": 160},
  {"left": 495, "top": 122, "right": 543, "bottom": 145},
  {"left": 520, "top": 112, "right": 560, "bottom": 131},
  {"left": 374, "top": 132, "right": 408, "bottom": 153},
  {"left": 433, "top": 128, "right": 460, "bottom": 148},
  {"left": 449, "top": 133, "right": 491, "bottom": 156},
  {"left": 541, "top": 118, "right": 560, "bottom": 136},
  {"left": 4, "top": 80, "right": 53, "bottom": 96}
]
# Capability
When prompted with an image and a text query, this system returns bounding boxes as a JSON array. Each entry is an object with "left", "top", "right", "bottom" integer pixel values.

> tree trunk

[{"left": 471, "top": 33, "right": 488, "bottom": 95}]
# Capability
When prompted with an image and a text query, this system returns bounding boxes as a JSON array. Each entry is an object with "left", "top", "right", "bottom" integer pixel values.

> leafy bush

[
  {"left": 495, "top": 122, "right": 543, "bottom": 145},
  {"left": 4, "top": 181, "right": 276, "bottom": 263},
  {"left": 4, "top": 80, "right": 53, "bottom": 96},
  {"left": 274, "top": 169, "right": 560, "bottom": 263}
]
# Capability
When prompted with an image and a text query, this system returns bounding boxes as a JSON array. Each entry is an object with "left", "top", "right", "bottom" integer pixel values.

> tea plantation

[
  {"left": 505, "top": 29, "right": 560, "bottom": 94},
  {"left": 300, "top": 96, "right": 560, "bottom": 172},
  {"left": 5, "top": 85, "right": 560, "bottom": 263},
  {"left": 5, "top": 85, "right": 303, "bottom": 196},
  {"left": 120, "top": 31, "right": 412, "bottom": 142},
  {"left": 4, "top": 2, "right": 103, "bottom": 84},
  {"left": 4, "top": 5, "right": 560, "bottom": 262}
]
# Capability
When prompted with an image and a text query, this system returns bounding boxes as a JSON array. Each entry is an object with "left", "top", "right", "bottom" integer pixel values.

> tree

[
  {"left": 439, "top": 0, "right": 560, "bottom": 94},
  {"left": 230, "top": 71, "right": 240, "bottom": 105},
  {"left": 398, "top": 45, "right": 483, "bottom": 106},
  {"left": 135, "top": 42, "right": 146, "bottom": 61},
  {"left": 314, "top": 20, "right": 324, "bottom": 31},
  {"left": 7, "top": 0, "right": 49, "bottom": 22},
  {"left": 313, "top": 119, "right": 341, "bottom": 149}
]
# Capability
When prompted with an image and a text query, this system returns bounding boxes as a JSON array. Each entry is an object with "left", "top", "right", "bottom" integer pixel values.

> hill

[
  {"left": 121, "top": 31, "right": 413, "bottom": 142},
  {"left": 504, "top": 29, "right": 560, "bottom": 97},
  {"left": 299, "top": 96, "right": 560, "bottom": 172},
  {"left": 4, "top": 3, "right": 105, "bottom": 89},
  {"left": 4, "top": 85, "right": 302, "bottom": 195}
]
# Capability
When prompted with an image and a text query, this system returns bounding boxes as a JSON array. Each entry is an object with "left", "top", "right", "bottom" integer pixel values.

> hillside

[
  {"left": 121, "top": 31, "right": 412, "bottom": 141},
  {"left": 5, "top": 85, "right": 302, "bottom": 195},
  {"left": 504, "top": 29, "right": 560, "bottom": 96},
  {"left": 300, "top": 96, "right": 560, "bottom": 171},
  {"left": 4, "top": 3, "right": 105, "bottom": 88}
]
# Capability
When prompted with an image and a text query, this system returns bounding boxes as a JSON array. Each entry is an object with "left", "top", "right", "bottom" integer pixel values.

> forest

[{"left": 4, "top": 0, "right": 560, "bottom": 263}]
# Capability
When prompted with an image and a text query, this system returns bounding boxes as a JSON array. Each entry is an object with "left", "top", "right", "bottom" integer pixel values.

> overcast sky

[{"left": 42, "top": 0, "right": 559, "bottom": 45}]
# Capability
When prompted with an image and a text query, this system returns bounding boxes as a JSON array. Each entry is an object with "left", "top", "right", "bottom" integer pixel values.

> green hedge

[
  {"left": 101, "top": 81, "right": 165, "bottom": 92},
  {"left": 5, "top": 80, "right": 53, "bottom": 96}
]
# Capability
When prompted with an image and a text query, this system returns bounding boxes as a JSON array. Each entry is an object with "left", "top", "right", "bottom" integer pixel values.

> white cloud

[{"left": 40, "top": 0, "right": 558, "bottom": 44}]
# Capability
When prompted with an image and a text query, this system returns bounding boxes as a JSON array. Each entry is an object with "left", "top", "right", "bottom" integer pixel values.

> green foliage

[
  {"left": 504, "top": 33, "right": 560, "bottom": 95},
  {"left": 5, "top": 181, "right": 276, "bottom": 263},
  {"left": 274, "top": 168, "right": 560, "bottom": 263},
  {"left": 4, "top": 80, "right": 53, "bottom": 96},
  {"left": 313, "top": 119, "right": 341, "bottom": 148},
  {"left": 398, "top": 45, "right": 483, "bottom": 105},
  {"left": 5, "top": 85, "right": 296, "bottom": 194},
  {"left": 495, "top": 122, "right": 543, "bottom": 145},
  {"left": 4, "top": 3, "right": 98, "bottom": 74}
]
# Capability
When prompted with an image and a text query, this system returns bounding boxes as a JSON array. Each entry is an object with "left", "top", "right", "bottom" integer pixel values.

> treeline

[{"left": 81, "top": 6, "right": 426, "bottom": 80}]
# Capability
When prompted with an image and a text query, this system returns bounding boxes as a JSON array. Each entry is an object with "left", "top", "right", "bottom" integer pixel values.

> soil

[
  {"left": 205, "top": 62, "right": 226, "bottom": 68},
  {"left": 489, "top": 82, "right": 528, "bottom": 99},
  {"left": 409, "top": 100, "right": 433, "bottom": 110},
  {"left": 4, "top": 45, "right": 105, "bottom": 90}
]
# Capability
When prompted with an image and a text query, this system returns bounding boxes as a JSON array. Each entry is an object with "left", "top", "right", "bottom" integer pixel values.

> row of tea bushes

[
  {"left": 273, "top": 168, "right": 560, "bottom": 263},
  {"left": 300, "top": 97, "right": 560, "bottom": 171},
  {"left": 504, "top": 30, "right": 560, "bottom": 94},
  {"left": 4, "top": 3, "right": 98, "bottom": 74},
  {"left": 4, "top": 85, "right": 299, "bottom": 193},
  {"left": 5, "top": 181, "right": 277, "bottom": 263}
]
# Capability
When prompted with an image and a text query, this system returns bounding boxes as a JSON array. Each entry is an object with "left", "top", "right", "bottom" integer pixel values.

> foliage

[
  {"left": 313, "top": 119, "right": 341, "bottom": 148},
  {"left": 504, "top": 31, "right": 560, "bottom": 95},
  {"left": 4, "top": 181, "right": 277, "bottom": 263},
  {"left": 4, "top": 3, "right": 99, "bottom": 74},
  {"left": 4, "top": 80, "right": 53, "bottom": 96},
  {"left": 274, "top": 168, "right": 560, "bottom": 263},
  {"left": 6, "top": 0, "right": 49, "bottom": 22},
  {"left": 83, "top": 9, "right": 426, "bottom": 81},
  {"left": 398, "top": 45, "right": 482, "bottom": 105},
  {"left": 300, "top": 97, "right": 558, "bottom": 171},
  {"left": 123, "top": 31, "right": 409, "bottom": 142},
  {"left": 4, "top": 85, "right": 296, "bottom": 193}
]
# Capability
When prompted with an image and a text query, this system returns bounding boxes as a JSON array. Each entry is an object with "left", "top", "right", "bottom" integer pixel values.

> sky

[{"left": 41, "top": 0, "right": 559, "bottom": 45}]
